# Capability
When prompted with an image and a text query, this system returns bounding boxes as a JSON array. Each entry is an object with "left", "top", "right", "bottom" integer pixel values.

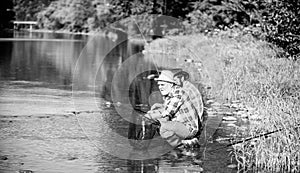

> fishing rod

[
  {"left": 132, "top": 17, "right": 161, "bottom": 75},
  {"left": 211, "top": 123, "right": 300, "bottom": 152}
]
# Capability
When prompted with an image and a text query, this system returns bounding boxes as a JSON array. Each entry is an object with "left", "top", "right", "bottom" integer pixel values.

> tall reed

[{"left": 145, "top": 32, "right": 300, "bottom": 172}]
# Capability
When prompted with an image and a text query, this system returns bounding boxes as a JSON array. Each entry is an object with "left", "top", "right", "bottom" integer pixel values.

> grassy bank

[{"left": 144, "top": 32, "right": 300, "bottom": 172}]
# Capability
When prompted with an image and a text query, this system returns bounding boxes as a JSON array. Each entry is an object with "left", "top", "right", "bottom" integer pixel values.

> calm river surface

[{"left": 0, "top": 31, "right": 238, "bottom": 173}]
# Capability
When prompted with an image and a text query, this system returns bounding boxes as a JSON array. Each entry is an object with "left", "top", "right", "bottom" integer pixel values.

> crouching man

[{"left": 145, "top": 70, "right": 199, "bottom": 148}]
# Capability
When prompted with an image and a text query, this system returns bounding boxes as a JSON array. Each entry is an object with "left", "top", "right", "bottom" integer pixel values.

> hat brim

[
  {"left": 174, "top": 71, "right": 190, "bottom": 80},
  {"left": 154, "top": 78, "right": 176, "bottom": 84}
]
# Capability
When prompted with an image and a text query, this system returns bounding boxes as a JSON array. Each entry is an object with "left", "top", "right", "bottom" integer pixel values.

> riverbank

[
  {"left": 143, "top": 32, "right": 300, "bottom": 172},
  {"left": 16, "top": 28, "right": 150, "bottom": 44}
]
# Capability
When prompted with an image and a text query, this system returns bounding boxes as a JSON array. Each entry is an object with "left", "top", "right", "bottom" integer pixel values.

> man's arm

[{"left": 161, "top": 90, "right": 184, "bottom": 119}]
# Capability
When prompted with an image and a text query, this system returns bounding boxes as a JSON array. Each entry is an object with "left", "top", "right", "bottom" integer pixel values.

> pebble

[
  {"left": 227, "top": 123, "right": 237, "bottom": 128},
  {"left": 249, "top": 114, "right": 261, "bottom": 120},
  {"left": 240, "top": 113, "right": 249, "bottom": 118},
  {"left": 115, "top": 102, "right": 121, "bottom": 106},
  {"left": 223, "top": 103, "right": 231, "bottom": 107},
  {"left": 216, "top": 137, "right": 231, "bottom": 143},
  {"left": 241, "top": 117, "right": 248, "bottom": 122},
  {"left": 184, "top": 166, "right": 204, "bottom": 172},
  {"left": 227, "top": 164, "right": 237, "bottom": 169},
  {"left": 224, "top": 112, "right": 233, "bottom": 116},
  {"left": 231, "top": 100, "right": 241, "bottom": 103},
  {"left": 182, "top": 150, "right": 197, "bottom": 157},
  {"left": 223, "top": 120, "right": 237, "bottom": 124},
  {"left": 193, "top": 159, "right": 203, "bottom": 165},
  {"left": 211, "top": 102, "right": 221, "bottom": 106},
  {"left": 195, "top": 62, "right": 202, "bottom": 66},
  {"left": 114, "top": 167, "right": 125, "bottom": 172},
  {"left": 185, "top": 59, "right": 194, "bottom": 63},
  {"left": 232, "top": 143, "right": 243, "bottom": 149},
  {"left": 18, "top": 170, "right": 34, "bottom": 173},
  {"left": 142, "top": 50, "right": 147, "bottom": 54},
  {"left": 105, "top": 101, "right": 112, "bottom": 107},
  {"left": 207, "top": 111, "right": 218, "bottom": 115},
  {"left": 67, "top": 156, "right": 78, "bottom": 160},
  {"left": 230, "top": 103, "right": 239, "bottom": 108},
  {"left": 0, "top": 156, "right": 8, "bottom": 160},
  {"left": 222, "top": 116, "right": 237, "bottom": 121}
]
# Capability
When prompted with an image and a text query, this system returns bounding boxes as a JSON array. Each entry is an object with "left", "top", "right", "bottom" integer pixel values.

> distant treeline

[
  {"left": 0, "top": 0, "right": 14, "bottom": 29},
  {"left": 11, "top": 0, "right": 300, "bottom": 59}
]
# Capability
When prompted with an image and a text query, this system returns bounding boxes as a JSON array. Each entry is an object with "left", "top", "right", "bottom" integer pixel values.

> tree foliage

[
  {"left": 261, "top": 0, "right": 300, "bottom": 59},
  {"left": 36, "top": 0, "right": 94, "bottom": 31},
  {"left": 12, "top": 0, "right": 300, "bottom": 59},
  {"left": 14, "top": 0, "right": 54, "bottom": 21},
  {"left": 183, "top": 0, "right": 299, "bottom": 59},
  {"left": 1, "top": 0, "right": 14, "bottom": 30}
]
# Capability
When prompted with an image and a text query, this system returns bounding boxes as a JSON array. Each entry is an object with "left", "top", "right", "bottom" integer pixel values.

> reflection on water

[
  {"left": 0, "top": 31, "right": 238, "bottom": 173},
  {"left": 0, "top": 32, "right": 87, "bottom": 89}
]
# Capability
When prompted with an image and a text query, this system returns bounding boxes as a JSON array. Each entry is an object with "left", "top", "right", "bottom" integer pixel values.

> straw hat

[{"left": 154, "top": 70, "right": 176, "bottom": 84}]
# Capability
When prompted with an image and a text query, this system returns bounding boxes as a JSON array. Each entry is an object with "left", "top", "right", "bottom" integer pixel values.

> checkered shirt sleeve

[{"left": 183, "top": 81, "right": 204, "bottom": 122}]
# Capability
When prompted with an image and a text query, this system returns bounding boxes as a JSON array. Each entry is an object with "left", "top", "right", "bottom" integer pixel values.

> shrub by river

[{"left": 144, "top": 32, "right": 300, "bottom": 172}]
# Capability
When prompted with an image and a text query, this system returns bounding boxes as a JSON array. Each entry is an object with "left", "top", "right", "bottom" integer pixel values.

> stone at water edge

[
  {"left": 115, "top": 102, "right": 122, "bottom": 106},
  {"left": 206, "top": 99, "right": 214, "bottom": 104},
  {"left": 207, "top": 111, "right": 218, "bottom": 115},
  {"left": 185, "top": 59, "right": 194, "bottom": 63},
  {"left": 227, "top": 123, "right": 238, "bottom": 128},
  {"left": 222, "top": 116, "right": 237, "bottom": 121},
  {"left": 223, "top": 103, "right": 231, "bottom": 107},
  {"left": 227, "top": 164, "right": 237, "bottom": 169},
  {"left": 0, "top": 155, "right": 8, "bottom": 160},
  {"left": 105, "top": 101, "right": 112, "bottom": 107},
  {"left": 249, "top": 114, "right": 261, "bottom": 120},
  {"left": 231, "top": 100, "right": 241, "bottom": 103},
  {"left": 182, "top": 150, "right": 198, "bottom": 157},
  {"left": 67, "top": 156, "right": 78, "bottom": 160},
  {"left": 224, "top": 112, "right": 234, "bottom": 116},
  {"left": 215, "top": 137, "right": 231, "bottom": 143},
  {"left": 210, "top": 102, "right": 221, "bottom": 106},
  {"left": 18, "top": 170, "right": 34, "bottom": 173},
  {"left": 193, "top": 159, "right": 203, "bottom": 165},
  {"left": 114, "top": 167, "right": 126, "bottom": 172},
  {"left": 184, "top": 166, "right": 204, "bottom": 172},
  {"left": 240, "top": 112, "right": 249, "bottom": 118},
  {"left": 230, "top": 103, "right": 240, "bottom": 108}
]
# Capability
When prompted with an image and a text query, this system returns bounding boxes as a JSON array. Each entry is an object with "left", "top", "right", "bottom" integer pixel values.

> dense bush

[
  {"left": 14, "top": 0, "right": 54, "bottom": 21},
  {"left": 13, "top": 0, "right": 300, "bottom": 59},
  {"left": 261, "top": 0, "right": 300, "bottom": 60},
  {"left": 144, "top": 33, "right": 300, "bottom": 172},
  {"left": 182, "top": 0, "right": 300, "bottom": 59},
  {"left": 36, "top": 0, "right": 96, "bottom": 32}
]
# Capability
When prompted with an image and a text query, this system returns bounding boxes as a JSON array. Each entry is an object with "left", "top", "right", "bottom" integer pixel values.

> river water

[{"left": 0, "top": 31, "right": 239, "bottom": 173}]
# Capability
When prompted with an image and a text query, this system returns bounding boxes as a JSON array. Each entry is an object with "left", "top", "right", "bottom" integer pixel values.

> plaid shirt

[
  {"left": 159, "top": 85, "right": 199, "bottom": 135},
  {"left": 182, "top": 81, "right": 204, "bottom": 123}
]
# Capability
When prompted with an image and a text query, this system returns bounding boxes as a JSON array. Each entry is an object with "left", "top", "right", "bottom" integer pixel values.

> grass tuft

[{"left": 145, "top": 33, "right": 300, "bottom": 172}]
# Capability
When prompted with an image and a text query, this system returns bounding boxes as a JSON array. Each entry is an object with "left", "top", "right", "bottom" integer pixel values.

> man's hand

[
  {"left": 144, "top": 110, "right": 163, "bottom": 120},
  {"left": 151, "top": 103, "right": 163, "bottom": 110},
  {"left": 144, "top": 113, "right": 152, "bottom": 119}
]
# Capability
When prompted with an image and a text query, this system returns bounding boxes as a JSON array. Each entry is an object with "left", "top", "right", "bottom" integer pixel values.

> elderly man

[{"left": 145, "top": 70, "right": 199, "bottom": 148}]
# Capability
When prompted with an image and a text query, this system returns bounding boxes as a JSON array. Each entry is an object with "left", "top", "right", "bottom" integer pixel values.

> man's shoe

[{"left": 181, "top": 138, "right": 200, "bottom": 148}]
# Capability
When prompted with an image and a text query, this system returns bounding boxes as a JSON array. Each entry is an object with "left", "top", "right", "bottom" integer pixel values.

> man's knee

[
  {"left": 159, "top": 129, "right": 181, "bottom": 147},
  {"left": 159, "top": 128, "right": 174, "bottom": 139}
]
